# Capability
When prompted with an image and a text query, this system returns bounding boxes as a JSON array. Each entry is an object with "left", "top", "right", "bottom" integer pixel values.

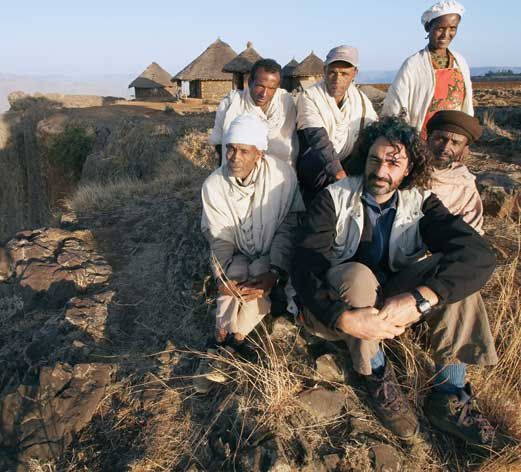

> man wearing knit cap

[
  {"left": 198, "top": 114, "right": 304, "bottom": 385},
  {"left": 419, "top": 110, "right": 501, "bottom": 445},
  {"left": 296, "top": 45, "right": 377, "bottom": 206},
  {"left": 427, "top": 110, "right": 484, "bottom": 233}
]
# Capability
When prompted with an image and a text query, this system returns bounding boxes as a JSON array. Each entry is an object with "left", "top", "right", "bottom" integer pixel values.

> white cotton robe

[
  {"left": 201, "top": 155, "right": 303, "bottom": 271},
  {"left": 382, "top": 47, "right": 474, "bottom": 132},
  {"left": 209, "top": 88, "right": 299, "bottom": 167},
  {"left": 431, "top": 162, "right": 484, "bottom": 235},
  {"left": 296, "top": 80, "right": 378, "bottom": 161}
]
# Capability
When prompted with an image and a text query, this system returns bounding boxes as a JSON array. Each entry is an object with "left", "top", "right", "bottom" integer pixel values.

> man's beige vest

[{"left": 326, "top": 176, "right": 431, "bottom": 271}]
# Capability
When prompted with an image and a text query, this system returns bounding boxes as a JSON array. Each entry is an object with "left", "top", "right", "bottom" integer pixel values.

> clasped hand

[
  {"left": 217, "top": 272, "right": 278, "bottom": 302},
  {"left": 336, "top": 293, "right": 421, "bottom": 341}
]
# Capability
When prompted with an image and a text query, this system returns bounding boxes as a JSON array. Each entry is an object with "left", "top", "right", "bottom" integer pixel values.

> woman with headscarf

[{"left": 382, "top": 1, "right": 473, "bottom": 139}]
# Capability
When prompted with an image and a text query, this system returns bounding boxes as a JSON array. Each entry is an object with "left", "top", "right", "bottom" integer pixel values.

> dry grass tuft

[
  {"left": 60, "top": 112, "right": 521, "bottom": 470},
  {"left": 69, "top": 128, "right": 216, "bottom": 214},
  {"left": 472, "top": 221, "right": 521, "bottom": 440}
]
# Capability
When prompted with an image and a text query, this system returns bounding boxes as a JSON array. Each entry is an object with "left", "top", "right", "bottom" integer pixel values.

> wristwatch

[
  {"left": 269, "top": 265, "right": 287, "bottom": 285},
  {"left": 410, "top": 289, "right": 432, "bottom": 317}
]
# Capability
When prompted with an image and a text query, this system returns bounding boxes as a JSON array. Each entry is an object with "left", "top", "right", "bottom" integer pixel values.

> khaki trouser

[
  {"left": 215, "top": 254, "right": 271, "bottom": 337},
  {"left": 302, "top": 257, "right": 498, "bottom": 375}
]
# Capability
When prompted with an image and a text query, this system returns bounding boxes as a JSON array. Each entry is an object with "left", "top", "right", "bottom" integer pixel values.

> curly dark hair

[{"left": 348, "top": 116, "right": 434, "bottom": 190}]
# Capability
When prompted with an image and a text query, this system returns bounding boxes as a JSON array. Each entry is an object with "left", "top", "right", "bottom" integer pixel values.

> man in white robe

[
  {"left": 202, "top": 113, "right": 303, "bottom": 358},
  {"left": 209, "top": 59, "right": 298, "bottom": 167},
  {"left": 296, "top": 45, "right": 378, "bottom": 205}
]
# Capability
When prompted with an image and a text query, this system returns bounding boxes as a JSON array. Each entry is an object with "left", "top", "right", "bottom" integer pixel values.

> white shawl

[
  {"left": 201, "top": 155, "right": 300, "bottom": 258},
  {"left": 431, "top": 163, "right": 484, "bottom": 235},
  {"left": 297, "top": 80, "right": 378, "bottom": 160},
  {"left": 209, "top": 88, "right": 298, "bottom": 167},
  {"left": 382, "top": 47, "right": 473, "bottom": 132}
]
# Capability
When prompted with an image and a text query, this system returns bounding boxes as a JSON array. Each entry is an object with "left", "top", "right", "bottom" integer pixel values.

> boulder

[
  {"left": 297, "top": 388, "right": 346, "bottom": 420},
  {"left": 369, "top": 444, "right": 402, "bottom": 472},
  {"left": 314, "top": 353, "right": 344, "bottom": 383},
  {"left": 5, "top": 228, "right": 111, "bottom": 308},
  {"left": 64, "top": 291, "right": 115, "bottom": 341},
  {"left": 0, "top": 362, "right": 113, "bottom": 469},
  {"left": 0, "top": 227, "right": 116, "bottom": 470},
  {"left": 270, "top": 316, "right": 298, "bottom": 340},
  {"left": 476, "top": 172, "right": 521, "bottom": 219}
]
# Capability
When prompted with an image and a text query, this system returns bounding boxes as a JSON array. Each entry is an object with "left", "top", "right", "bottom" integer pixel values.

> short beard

[
  {"left": 364, "top": 175, "right": 397, "bottom": 196},
  {"left": 434, "top": 153, "right": 462, "bottom": 170}
]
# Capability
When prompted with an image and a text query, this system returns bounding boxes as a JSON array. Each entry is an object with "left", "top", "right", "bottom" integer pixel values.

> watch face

[{"left": 419, "top": 301, "right": 431, "bottom": 313}]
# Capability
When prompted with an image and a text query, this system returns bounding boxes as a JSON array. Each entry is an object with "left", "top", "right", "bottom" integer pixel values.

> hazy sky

[{"left": 2, "top": 0, "right": 520, "bottom": 76}]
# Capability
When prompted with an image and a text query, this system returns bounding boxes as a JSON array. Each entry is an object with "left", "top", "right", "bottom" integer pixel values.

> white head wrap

[
  {"left": 224, "top": 113, "right": 269, "bottom": 151},
  {"left": 421, "top": 1, "right": 465, "bottom": 27}
]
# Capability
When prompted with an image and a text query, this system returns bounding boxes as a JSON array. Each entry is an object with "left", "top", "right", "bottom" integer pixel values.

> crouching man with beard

[{"left": 292, "top": 116, "right": 498, "bottom": 446}]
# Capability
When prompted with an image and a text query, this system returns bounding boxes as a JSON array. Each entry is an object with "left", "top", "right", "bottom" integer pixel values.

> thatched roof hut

[
  {"left": 173, "top": 38, "right": 237, "bottom": 100},
  {"left": 281, "top": 58, "right": 299, "bottom": 92},
  {"left": 129, "top": 62, "right": 177, "bottom": 100},
  {"left": 290, "top": 52, "right": 325, "bottom": 90},
  {"left": 223, "top": 41, "right": 263, "bottom": 90}
]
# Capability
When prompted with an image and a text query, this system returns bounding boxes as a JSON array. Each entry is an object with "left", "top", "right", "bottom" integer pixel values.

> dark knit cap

[{"left": 426, "top": 110, "right": 483, "bottom": 144}]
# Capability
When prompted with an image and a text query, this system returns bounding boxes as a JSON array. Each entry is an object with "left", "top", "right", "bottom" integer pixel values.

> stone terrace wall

[
  {"left": 200, "top": 80, "right": 232, "bottom": 100},
  {"left": 135, "top": 86, "right": 178, "bottom": 100}
]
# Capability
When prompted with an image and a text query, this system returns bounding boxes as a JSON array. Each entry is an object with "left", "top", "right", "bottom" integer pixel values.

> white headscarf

[
  {"left": 421, "top": 1, "right": 465, "bottom": 27},
  {"left": 224, "top": 113, "right": 268, "bottom": 151}
]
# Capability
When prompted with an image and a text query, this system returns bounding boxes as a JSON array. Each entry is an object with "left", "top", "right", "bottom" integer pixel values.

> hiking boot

[
  {"left": 364, "top": 362, "right": 419, "bottom": 439},
  {"left": 424, "top": 383, "right": 497, "bottom": 447}
]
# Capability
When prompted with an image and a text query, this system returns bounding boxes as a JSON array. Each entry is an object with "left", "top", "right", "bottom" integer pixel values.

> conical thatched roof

[
  {"left": 129, "top": 62, "right": 173, "bottom": 89},
  {"left": 223, "top": 41, "right": 263, "bottom": 73},
  {"left": 173, "top": 38, "right": 237, "bottom": 81},
  {"left": 282, "top": 58, "right": 299, "bottom": 77},
  {"left": 291, "top": 52, "right": 324, "bottom": 77}
]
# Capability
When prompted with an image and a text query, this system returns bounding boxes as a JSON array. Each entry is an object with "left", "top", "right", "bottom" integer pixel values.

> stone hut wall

[
  {"left": 298, "top": 76, "right": 323, "bottom": 90},
  {"left": 135, "top": 86, "right": 178, "bottom": 100},
  {"left": 192, "top": 80, "right": 232, "bottom": 100},
  {"left": 232, "top": 73, "right": 251, "bottom": 90}
]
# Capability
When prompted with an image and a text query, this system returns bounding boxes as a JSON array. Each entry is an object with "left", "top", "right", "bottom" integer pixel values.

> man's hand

[
  {"left": 217, "top": 279, "right": 241, "bottom": 297},
  {"left": 378, "top": 293, "right": 420, "bottom": 327},
  {"left": 336, "top": 308, "right": 405, "bottom": 341},
  {"left": 238, "top": 272, "right": 278, "bottom": 300},
  {"left": 334, "top": 169, "right": 348, "bottom": 181}
]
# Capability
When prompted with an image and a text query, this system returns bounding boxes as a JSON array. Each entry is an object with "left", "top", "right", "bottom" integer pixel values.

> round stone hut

[
  {"left": 128, "top": 62, "right": 176, "bottom": 100},
  {"left": 173, "top": 38, "right": 237, "bottom": 100},
  {"left": 222, "top": 41, "right": 263, "bottom": 90}
]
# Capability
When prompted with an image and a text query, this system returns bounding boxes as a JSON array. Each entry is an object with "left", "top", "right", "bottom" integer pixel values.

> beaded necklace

[{"left": 430, "top": 50, "right": 453, "bottom": 69}]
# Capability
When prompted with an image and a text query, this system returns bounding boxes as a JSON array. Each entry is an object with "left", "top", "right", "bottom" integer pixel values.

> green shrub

[{"left": 47, "top": 126, "right": 94, "bottom": 180}]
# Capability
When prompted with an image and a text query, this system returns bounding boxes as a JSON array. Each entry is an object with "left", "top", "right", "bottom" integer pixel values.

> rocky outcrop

[
  {"left": 8, "top": 91, "right": 124, "bottom": 111},
  {"left": 0, "top": 228, "right": 114, "bottom": 470},
  {"left": 477, "top": 171, "right": 521, "bottom": 219},
  {"left": 0, "top": 362, "right": 112, "bottom": 471}
]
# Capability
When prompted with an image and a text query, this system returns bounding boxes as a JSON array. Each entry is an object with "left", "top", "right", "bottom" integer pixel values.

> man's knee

[
  {"left": 226, "top": 254, "right": 250, "bottom": 283},
  {"left": 326, "top": 262, "right": 380, "bottom": 308},
  {"left": 297, "top": 151, "right": 330, "bottom": 192}
]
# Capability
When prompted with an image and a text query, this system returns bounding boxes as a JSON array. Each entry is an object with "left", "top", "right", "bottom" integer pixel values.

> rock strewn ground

[{"left": 0, "top": 228, "right": 115, "bottom": 471}]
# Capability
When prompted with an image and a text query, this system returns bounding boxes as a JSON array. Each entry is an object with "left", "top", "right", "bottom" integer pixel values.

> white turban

[
  {"left": 224, "top": 113, "right": 268, "bottom": 151},
  {"left": 421, "top": 1, "right": 465, "bottom": 27}
]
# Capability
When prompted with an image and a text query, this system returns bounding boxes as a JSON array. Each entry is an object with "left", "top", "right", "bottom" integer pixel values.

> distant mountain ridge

[
  {"left": 0, "top": 73, "right": 133, "bottom": 112},
  {"left": 357, "top": 67, "right": 521, "bottom": 85},
  {"left": 1, "top": 67, "right": 520, "bottom": 112}
]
